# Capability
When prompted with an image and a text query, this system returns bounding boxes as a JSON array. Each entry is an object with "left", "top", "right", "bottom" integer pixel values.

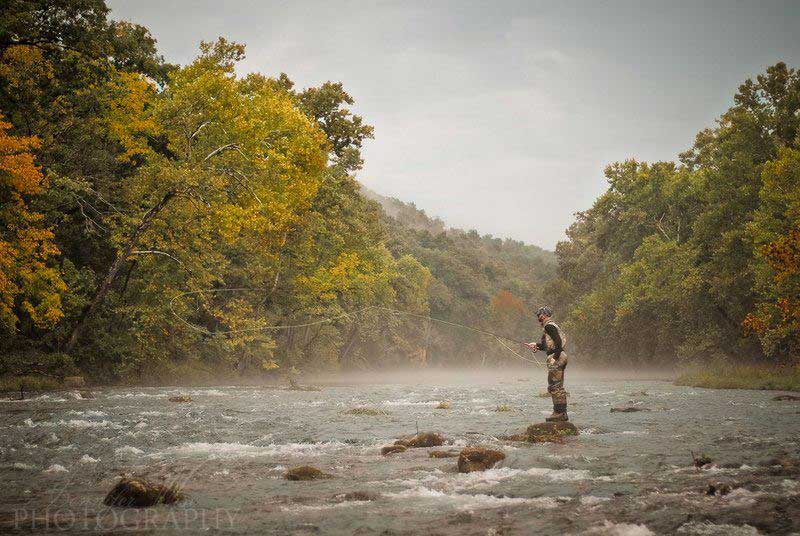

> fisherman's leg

[{"left": 547, "top": 354, "right": 568, "bottom": 421}]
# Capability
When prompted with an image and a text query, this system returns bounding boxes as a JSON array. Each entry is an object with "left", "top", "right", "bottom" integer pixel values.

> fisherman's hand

[{"left": 524, "top": 342, "right": 538, "bottom": 351}]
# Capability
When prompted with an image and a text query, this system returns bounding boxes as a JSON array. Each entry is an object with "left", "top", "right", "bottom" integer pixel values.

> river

[{"left": 1, "top": 372, "right": 798, "bottom": 535}]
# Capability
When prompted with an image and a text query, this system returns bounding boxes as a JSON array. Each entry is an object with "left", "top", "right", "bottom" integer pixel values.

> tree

[
  {"left": 64, "top": 39, "right": 328, "bottom": 355},
  {"left": 0, "top": 114, "right": 65, "bottom": 334}
]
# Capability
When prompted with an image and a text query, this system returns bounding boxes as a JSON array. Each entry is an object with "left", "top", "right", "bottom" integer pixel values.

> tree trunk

[
  {"left": 63, "top": 190, "right": 177, "bottom": 354},
  {"left": 339, "top": 324, "right": 360, "bottom": 364}
]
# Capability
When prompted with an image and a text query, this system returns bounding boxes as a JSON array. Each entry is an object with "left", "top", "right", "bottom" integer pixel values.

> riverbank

[{"left": 675, "top": 362, "right": 800, "bottom": 391}]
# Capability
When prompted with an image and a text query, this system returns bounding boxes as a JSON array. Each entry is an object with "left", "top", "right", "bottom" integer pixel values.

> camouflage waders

[
  {"left": 541, "top": 320, "right": 568, "bottom": 421},
  {"left": 547, "top": 353, "right": 568, "bottom": 406}
]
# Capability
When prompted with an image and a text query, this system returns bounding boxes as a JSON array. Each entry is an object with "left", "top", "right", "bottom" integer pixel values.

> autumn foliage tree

[{"left": 0, "top": 114, "right": 65, "bottom": 334}]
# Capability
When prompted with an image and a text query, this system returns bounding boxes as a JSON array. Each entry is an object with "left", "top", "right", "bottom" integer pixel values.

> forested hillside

[
  {"left": 0, "top": 1, "right": 555, "bottom": 384},
  {"left": 363, "top": 187, "right": 556, "bottom": 366},
  {"left": 547, "top": 62, "right": 800, "bottom": 365}
]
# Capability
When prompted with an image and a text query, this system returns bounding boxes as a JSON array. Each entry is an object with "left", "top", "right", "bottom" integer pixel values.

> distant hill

[{"left": 360, "top": 184, "right": 557, "bottom": 366}]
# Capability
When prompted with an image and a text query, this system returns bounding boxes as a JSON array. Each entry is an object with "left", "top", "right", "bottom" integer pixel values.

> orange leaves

[
  {"left": 490, "top": 289, "right": 525, "bottom": 324},
  {"left": 0, "top": 114, "right": 65, "bottom": 331},
  {"left": 762, "top": 228, "right": 800, "bottom": 282},
  {"left": 0, "top": 117, "right": 43, "bottom": 197}
]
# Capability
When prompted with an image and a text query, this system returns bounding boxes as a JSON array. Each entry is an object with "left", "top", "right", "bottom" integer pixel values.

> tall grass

[{"left": 675, "top": 362, "right": 800, "bottom": 391}]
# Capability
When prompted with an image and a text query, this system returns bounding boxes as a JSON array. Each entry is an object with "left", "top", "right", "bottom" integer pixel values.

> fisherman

[{"left": 525, "top": 306, "right": 569, "bottom": 422}]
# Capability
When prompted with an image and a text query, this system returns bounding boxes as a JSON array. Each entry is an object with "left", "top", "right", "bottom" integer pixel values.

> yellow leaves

[
  {"left": 261, "top": 360, "right": 280, "bottom": 371},
  {"left": 104, "top": 71, "right": 160, "bottom": 163},
  {"left": 297, "top": 251, "right": 390, "bottom": 306},
  {"left": 0, "top": 45, "right": 54, "bottom": 102}
]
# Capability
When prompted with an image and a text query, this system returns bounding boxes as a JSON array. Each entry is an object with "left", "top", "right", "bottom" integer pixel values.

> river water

[{"left": 1, "top": 373, "right": 798, "bottom": 535}]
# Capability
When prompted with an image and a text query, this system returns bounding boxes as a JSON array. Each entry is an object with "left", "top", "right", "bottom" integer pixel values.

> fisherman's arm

[{"left": 524, "top": 333, "right": 549, "bottom": 351}]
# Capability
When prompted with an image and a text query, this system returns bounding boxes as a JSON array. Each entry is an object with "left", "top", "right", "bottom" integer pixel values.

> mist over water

[
  {"left": 303, "top": 366, "right": 678, "bottom": 386},
  {"left": 2, "top": 371, "right": 798, "bottom": 535}
]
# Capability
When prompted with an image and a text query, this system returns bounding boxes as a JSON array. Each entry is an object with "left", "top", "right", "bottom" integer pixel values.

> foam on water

[
  {"left": 79, "top": 455, "right": 99, "bottom": 463},
  {"left": 676, "top": 521, "right": 761, "bottom": 535},
  {"left": 43, "top": 464, "right": 69, "bottom": 473},
  {"left": 583, "top": 520, "right": 654, "bottom": 535},
  {"left": 115, "top": 446, "right": 144, "bottom": 456},
  {"left": 68, "top": 410, "right": 107, "bottom": 417},
  {"left": 158, "top": 441, "right": 346, "bottom": 459},
  {"left": 384, "top": 486, "right": 560, "bottom": 510}
]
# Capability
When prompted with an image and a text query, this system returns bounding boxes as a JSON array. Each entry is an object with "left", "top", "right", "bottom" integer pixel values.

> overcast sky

[{"left": 108, "top": 0, "right": 799, "bottom": 249}]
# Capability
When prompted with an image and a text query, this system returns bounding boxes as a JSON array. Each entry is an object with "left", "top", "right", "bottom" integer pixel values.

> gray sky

[{"left": 108, "top": 0, "right": 800, "bottom": 249}]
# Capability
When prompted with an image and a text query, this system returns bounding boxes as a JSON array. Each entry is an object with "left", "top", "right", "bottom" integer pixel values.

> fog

[{"left": 301, "top": 366, "right": 677, "bottom": 386}]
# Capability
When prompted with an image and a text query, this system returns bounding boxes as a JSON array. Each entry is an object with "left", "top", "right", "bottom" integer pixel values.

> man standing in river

[{"left": 525, "top": 306, "right": 569, "bottom": 422}]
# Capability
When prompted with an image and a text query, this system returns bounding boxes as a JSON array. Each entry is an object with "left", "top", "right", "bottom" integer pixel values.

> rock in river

[
  {"left": 168, "top": 395, "right": 192, "bottom": 403},
  {"left": 773, "top": 394, "right": 800, "bottom": 401},
  {"left": 610, "top": 406, "right": 651, "bottom": 413},
  {"left": 526, "top": 422, "right": 579, "bottom": 443},
  {"left": 429, "top": 450, "right": 459, "bottom": 458},
  {"left": 457, "top": 446, "right": 506, "bottom": 473},
  {"left": 284, "top": 466, "right": 332, "bottom": 481},
  {"left": 104, "top": 477, "right": 184, "bottom": 507},
  {"left": 394, "top": 431, "right": 445, "bottom": 448},
  {"left": 381, "top": 444, "right": 407, "bottom": 456}
]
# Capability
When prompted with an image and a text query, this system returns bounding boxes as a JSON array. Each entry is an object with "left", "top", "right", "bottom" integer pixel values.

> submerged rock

[
  {"left": 394, "top": 431, "right": 445, "bottom": 448},
  {"left": 692, "top": 453, "right": 714, "bottom": 468},
  {"left": 78, "top": 390, "right": 95, "bottom": 399},
  {"left": 773, "top": 394, "right": 800, "bottom": 401},
  {"left": 103, "top": 477, "right": 184, "bottom": 507},
  {"left": 288, "top": 378, "right": 322, "bottom": 391},
  {"left": 457, "top": 446, "right": 506, "bottom": 473},
  {"left": 284, "top": 466, "right": 332, "bottom": 481},
  {"left": 337, "top": 491, "right": 379, "bottom": 502},
  {"left": 526, "top": 421, "right": 579, "bottom": 443},
  {"left": 435, "top": 401, "right": 452, "bottom": 409},
  {"left": 628, "top": 390, "right": 649, "bottom": 396},
  {"left": 287, "top": 384, "right": 322, "bottom": 392},
  {"left": 381, "top": 444, "right": 407, "bottom": 456},
  {"left": 706, "top": 483, "right": 732, "bottom": 496},
  {"left": 344, "top": 407, "right": 388, "bottom": 416},
  {"left": 429, "top": 450, "right": 459, "bottom": 458},
  {"left": 494, "top": 404, "right": 513, "bottom": 412},
  {"left": 168, "top": 395, "right": 192, "bottom": 403},
  {"left": 610, "top": 406, "right": 651, "bottom": 413}
]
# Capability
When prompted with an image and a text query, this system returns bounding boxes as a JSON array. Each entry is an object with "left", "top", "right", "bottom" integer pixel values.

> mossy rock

[
  {"left": 706, "top": 483, "right": 732, "bottom": 496},
  {"left": 284, "top": 466, "right": 332, "bottom": 481},
  {"left": 494, "top": 404, "right": 513, "bottom": 412},
  {"left": 435, "top": 401, "right": 452, "bottom": 409},
  {"left": 381, "top": 444, "right": 407, "bottom": 456},
  {"left": 692, "top": 453, "right": 713, "bottom": 468},
  {"left": 457, "top": 446, "right": 506, "bottom": 473},
  {"left": 526, "top": 422, "right": 579, "bottom": 443},
  {"left": 345, "top": 407, "right": 389, "bottom": 416},
  {"left": 337, "top": 491, "right": 379, "bottom": 501},
  {"left": 429, "top": 450, "right": 459, "bottom": 458},
  {"left": 104, "top": 477, "right": 184, "bottom": 507},
  {"left": 168, "top": 395, "right": 192, "bottom": 403},
  {"left": 394, "top": 431, "right": 445, "bottom": 448}
]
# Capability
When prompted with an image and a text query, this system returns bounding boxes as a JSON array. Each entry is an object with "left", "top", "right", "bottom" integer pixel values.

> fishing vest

[{"left": 543, "top": 320, "right": 567, "bottom": 353}]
